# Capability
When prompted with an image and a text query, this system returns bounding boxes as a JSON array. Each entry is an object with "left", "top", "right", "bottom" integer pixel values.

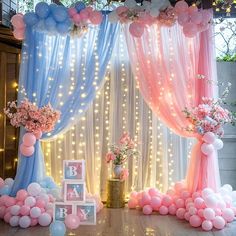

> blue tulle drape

[{"left": 11, "top": 14, "right": 119, "bottom": 196}]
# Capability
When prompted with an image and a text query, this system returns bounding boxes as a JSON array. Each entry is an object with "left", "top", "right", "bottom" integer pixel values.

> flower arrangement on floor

[
  {"left": 4, "top": 99, "right": 60, "bottom": 157},
  {"left": 183, "top": 82, "right": 235, "bottom": 157},
  {"left": 106, "top": 132, "right": 139, "bottom": 180}
]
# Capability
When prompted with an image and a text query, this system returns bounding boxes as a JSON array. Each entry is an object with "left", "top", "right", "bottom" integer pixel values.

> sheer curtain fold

[
  {"left": 11, "top": 15, "right": 119, "bottom": 196},
  {"left": 124, "top": 22, "right": 220, "bottom": 192}
]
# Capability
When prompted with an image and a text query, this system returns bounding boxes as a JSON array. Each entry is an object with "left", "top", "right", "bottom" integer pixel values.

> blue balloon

[
  {"left": 36, "top": 20, "right": 45, "bottom": 31},
  {"left": 49, "top": 3, "right": 58, "bottom": 12},
  {"left": 0, "top": 185, "right": 10, "bottom": 195},
  {"left": 45, "top": 17, "right": 57, "bottom": 31},
  {"left": 52, "top": 5, "right": 68, "bottom": 23},
  {"left": 35, "top": 2, "right": 50, "bottom": 19},
  {"left": 24, "top": 12, "right": 38, "bottom": 26},
  {"left": 56, "top": 23, "right": 70, "bottom": 35},
  {"left": 49, "top": 221, "right": 66, "bottom": 236},
  {"left": 75, "top": 1, "right": 86, "bottom": 13}
]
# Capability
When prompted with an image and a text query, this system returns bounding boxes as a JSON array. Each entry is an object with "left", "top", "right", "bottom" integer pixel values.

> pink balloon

[
  {"left": 189, "top": 206, "right": 197, "bottom": 216},
  {"left": 185, "top": 197, "right": 193, "bottom": 205},
  {"left": 202, "top": 220, "right": 213, "bottom": 231},
  {"left": 168, "top": 204, "right": 177, "bottom": 215},
  {"left": 68, "top": 7, "right": 77, "bottom": 17},
  {"left": 0, "top": 206, "right": 6, "bottom": 219},
  {"left": 148, "top": 188, "right": 159, "bottom": 197},
  {"left": 86, "top": 7, "right": 93, "bottom": 13},
  {"left": 16, "top": 201, "right": 24, "bottom": 207},
  {"left": 198, "top": 22, "right": 209, "bottom": 33},
  {"left": 162, "top": 195, "right": 173, "bottom": 207},
  {"left": 150, "top": 197, "right": 162, "bottom": 211},
  {"left": 73, "top": 13, "right": 82, "bottom": 23},
  {"left": 186, "top": 202, "right": 194, "bottom": 211},
  {"left": 30, "top": 218, "right": 38, "bottom": 227},
  {"left": 143, "top": 205, "right": 152, "bottom": 215},
  {"left": 128, "top": 198, "right": 138, "bottom": 209},
  {"left": 175, "top": 1, "right": 189, "bottom": 13},
  {"left": 36, "top": 199, "right": 46, "bottom": 208},
  {"left": 177, "top": 12, "right": 190, "bottom": 26},
  {"left": 142, "top": 192, "right": 151, "bottom": 206},
  {"left": 189, "top": 215, "right": 202, "bottom": 227},
  {"left": 20, "top": 144, "right": 35, "bottom": 157},
  {"left": 130, "top": 191, "right": 138, "bottom": 199},
  {"left": 5, "top": 197, "right": 16, "bottom": 207},
  {"left": 194, "top": 197, "right": 205, "bottom": 209},
  {"left": 215, "top": 208, "right": 222, "bottom": 216},
  {"left": 138, "top": 198, "right": 145, "bottom": 208},
  {"left": 166, "top": 189, "right": 175, "bottom": 196},
  {"left": 46, "top": 209, "right": 53, "bottom": 217},
  {"left": 212, "top": 216, "right": 225, "bottom": 230},
  {"left": 174, "top": 182, "right": 185, "bottom": 194},
  {"left": 198, "top": 209, "right": 204, "bottom": 218},
  {"left": 138, "top": 13, "right": 154, "bottom": 26},
  {"left": 192, "top": 191, "right": 201, "bottom": 200},
  {"left": 188, "top": 6, "right": 198, "bottom": 14},
  {"left": 80, "top": 9, "right": 89, "bottom": 21},
  {"left": 180, "top": 191, "right": 191, "bottom": 200},
  {"left": 11, "top": 14, "right": 25, "bottom": 29},
  {"left": 116, "top": 6, "right": 128, "bottom": 16},
  {"left": 222, "top": 208, "right": 234, "bottom": 222},
  {"left": 159, "top": 206, "right": 168, "bottom": 215},
  {"left": 0, "top": 177, "right": 4, "bottom": 188},
  {"left": 13, "top": 28, "right": 25, "bottom": 40},
  {"left": 184, "top": 212, "right": 191, "bottom": 221},
  {"left": 0, "top": 196, "right": 8, "bottom": 206},
  {"left": 203, "top": 208, "right": 215, "bottom": 220},
  {"left": 16, "top": 189, "right": 28, "bottom": 201},
  {"left": 190, "top": 11, "right": 202, "bottom": 24},
  {"left": 201, "top": 10, "right": 212, "bottom": 23},
  {"left": 183, "top": 22, "right": 198, "bottom": 38},
  {"left": 65, "top": 214, "right": 80, "bottom": 229},
  {"left": 205, "top": 195, "right": 217, "bottom": 209},
  {"left": 23, "top": 133, "right": 36, "bottom": 147},
  {"left": 20, "top": 205, "right": 30, "bottom": 216},
  {"left": 129, "top": 22, "right": 144, "bottom": 38},
  {"left": 176, "top": 208, "right": 186, "bottom": 219},
  {"left": 89, "top": 11, "right": 103, "bottom": 25},
  {"left": 175, "top": 198, "right": 185, "bottom": 208},
  {"left": 4, "top": 212, "right": 12, "bottom": 223},
  {"left": 33, "top": 131, "right": 42, "bottom": 140},
  {"left": 202, "top": 132, "right": 216, "bottom": 144}
]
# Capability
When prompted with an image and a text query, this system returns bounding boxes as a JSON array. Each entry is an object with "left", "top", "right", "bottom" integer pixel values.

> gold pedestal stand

[{"left": 106, "top": 179, "right": 125, "bottom": 208}]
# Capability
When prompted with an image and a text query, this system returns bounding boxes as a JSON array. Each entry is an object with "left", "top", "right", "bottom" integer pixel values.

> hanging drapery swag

[{"left": 10, "top": 14, "right": 119, "bottom": 196}]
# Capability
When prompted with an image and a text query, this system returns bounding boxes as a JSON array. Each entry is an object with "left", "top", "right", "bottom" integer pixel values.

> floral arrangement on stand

[
  {"left": 4, "top": 99, "right": 60, "bottom": 157},
  {"left": 11, "top": 1, "right": 103, "bottom": 40},
  {"left": 106, "top": 132, "right": 139, "bottom": 180}
]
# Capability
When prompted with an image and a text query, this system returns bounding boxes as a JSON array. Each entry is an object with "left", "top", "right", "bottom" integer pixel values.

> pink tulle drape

[{"left": 125, "top": 22, "right": 220, "bottom": 192}]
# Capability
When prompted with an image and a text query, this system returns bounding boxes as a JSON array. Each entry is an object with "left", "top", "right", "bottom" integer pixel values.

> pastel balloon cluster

[
  {"left": 0, "top": 178, "right": 14, "bottom": 196},
  {"left": 0, "top": 182, "right": 55, "bottom": 228},
  {"left": 174, "top": 0, "right": 212, "bottom": 38},
  {"left": 128, "top": 183, "right": 236, "bottom": 231},
  {"left": 68, "top": 2, "right": 103, "bottom": 28},
  {"left": 11, "top": 14, "right": 25, "bottom": 40},
  {"left": 108, "top": 0, "right": 171, "bottom": 38},
  {"left": 20, "top": 132, "right": 42, "bottom": 157},
  {"left": 201, "top": 132, "right": 223, "bottom": 156}
]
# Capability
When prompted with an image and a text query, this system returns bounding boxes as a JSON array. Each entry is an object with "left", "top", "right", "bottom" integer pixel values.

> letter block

[
  {"left": 64, "top": 181, "right": 86, "bottom": 203},
  {"left": 53, "top": 202, "right": 73, "bottom": 221},
  {"left": 63, "top": 160, "right": 85, "bottom": 181}
]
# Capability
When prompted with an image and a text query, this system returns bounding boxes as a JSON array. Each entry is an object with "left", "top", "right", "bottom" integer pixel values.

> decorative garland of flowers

[
  {"left": 11, "top": 0, "right": 213, "bottom": 40},
  {"left": 11, "top": 1, "right": 103, "bottom": 40}
]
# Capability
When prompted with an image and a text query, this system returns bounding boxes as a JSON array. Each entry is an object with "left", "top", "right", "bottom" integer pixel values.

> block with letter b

[
  {"left": 75, "top": 201, "right": 96, "bottom": 225},
  {"left": 63, "top": 160, "right": 85, "bottom": 181},
  {"left": 64, "top": 181, "right": 86, "bottom": 203},
  {"left": 53, "top": 202, "right": 73, "bottom": 221}
]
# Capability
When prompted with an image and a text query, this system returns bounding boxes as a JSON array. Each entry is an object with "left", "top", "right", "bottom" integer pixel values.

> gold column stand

[{"left": 106, "top": 179, "right": 125, "bottom": 208}]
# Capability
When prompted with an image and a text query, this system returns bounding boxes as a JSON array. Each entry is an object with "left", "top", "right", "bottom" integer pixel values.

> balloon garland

[{"left": 11, "top": 0, "right": 212, "bottom": 40}]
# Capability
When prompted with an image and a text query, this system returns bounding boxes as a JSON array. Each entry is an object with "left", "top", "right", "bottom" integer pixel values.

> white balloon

[
  {"left": 217, "top": 200, "right": 226, "bottom": 210},
  {"left": 27, "top": 183, "right": 41, "bottom": 196},
  {"left": 201, "top": 143, "right": 214, "bottom": 155},
  {"left": 10, "top": 205, "right": 21, "bottom": 216},
  {"left": 9, "top": 216, "right": 20, "bottom": 227},
  {"left": 24, "top": 196, "right": 36, "bottom": 207},
  {"left": 19, "top": 216, "right": 31, "bottom": 228},
  {"left": 231, "top": 191, "right": 236, "bottom": 201},
  {"left": 213, "top": 139, "right": 224, "bottom": 150},
  {"left": 202, "top": 188, "right": 214, "bottom": 199},
  {"left": 150, "top": 8, "right": 160, "bottom": 17},
  {"left": 4, "top": 178, "right": 14, "bottom": 187},
  {"left": 38, "top": 213, "right": 52, "bottom": 226},
  {"left": 223, "top": 184, "right": 233, "bottom": 192},
  {"left": 37, "top": 193, "right": 49, "bottom": 203},
  {"left": 30, "top": 207, "right": 41, "bottom": 218},
  {"left": 219, "top": 187, "right": 230, "bottom": 196},
  {"left": 124, "top": 0, "right": 137, "bottom": 8}
]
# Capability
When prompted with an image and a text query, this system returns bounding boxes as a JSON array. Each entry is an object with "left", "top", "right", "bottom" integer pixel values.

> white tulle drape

[{"left": 42, "top": 30, "right": 191, "bottom": 200}]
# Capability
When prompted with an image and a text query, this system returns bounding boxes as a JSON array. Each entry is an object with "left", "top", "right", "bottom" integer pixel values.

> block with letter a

[
  {"left": 63, "top": 160, "right": 85, "bottom": 181},
  {"left": 53, "top": 202, "right": 73, "bottom": 221},
  {"left": 64, "top": 181, "right": 86, "bottom": 203}
]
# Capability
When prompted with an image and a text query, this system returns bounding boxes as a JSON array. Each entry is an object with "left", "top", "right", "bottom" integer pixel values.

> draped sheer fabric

[
  {"left": 11, "top": 15, "right": 119, "bottom": 196},
  {"left": 124, "top": 22, "right": 220, "bottom": 192}
]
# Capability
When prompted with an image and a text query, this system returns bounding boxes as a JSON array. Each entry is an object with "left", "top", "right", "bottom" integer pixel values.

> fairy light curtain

[
  {"left": 11, "top": 15, "right": 119, "bottom": 196},
  {"left": 124, "top": 22, "right": 219, "bottom": 192},
  {"left": 42, "top": 31, "right": 192, "bottom": 200}
]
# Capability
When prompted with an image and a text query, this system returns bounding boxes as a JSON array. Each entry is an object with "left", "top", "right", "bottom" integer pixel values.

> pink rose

[{"left": 120, "top": 169, "right": 129, "bottom": 181}]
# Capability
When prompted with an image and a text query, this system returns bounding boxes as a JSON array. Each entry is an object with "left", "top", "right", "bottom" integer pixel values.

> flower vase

[{"left": 113, "top": 165, "right": 123, "bottom": 179}]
